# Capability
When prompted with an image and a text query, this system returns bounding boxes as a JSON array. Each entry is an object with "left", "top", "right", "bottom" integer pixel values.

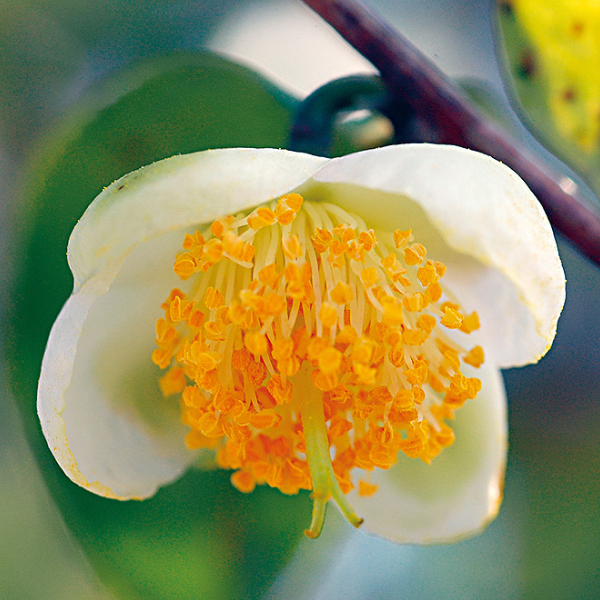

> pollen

[{"left": 153, "top": 194, "right": 483, "bottom": 539}]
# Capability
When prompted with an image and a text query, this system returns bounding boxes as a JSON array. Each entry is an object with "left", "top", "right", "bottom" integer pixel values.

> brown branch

[{"left": 302, "top": 0, "right": 600, "bottom": 266}]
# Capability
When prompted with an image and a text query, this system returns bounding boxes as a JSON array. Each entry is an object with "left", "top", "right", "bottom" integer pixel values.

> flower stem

[
  {"left": 301, "top": 0, "right": 600, "bottom": 268},
  {"left": 300, "top": 387, "right": 363, "bottom": 538}
]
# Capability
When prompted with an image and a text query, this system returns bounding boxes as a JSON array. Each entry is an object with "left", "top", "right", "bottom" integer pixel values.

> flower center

[{"left": 152, "top": 194, "right": 484, "bottom": 538}]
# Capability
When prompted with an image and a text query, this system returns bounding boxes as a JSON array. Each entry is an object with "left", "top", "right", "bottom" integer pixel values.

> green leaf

[
  {"left": 495, "top": 0, "right": 600, "bottom": 197},
  {"left": 7, "top": 51, "right": 314, "bottom": 600}
]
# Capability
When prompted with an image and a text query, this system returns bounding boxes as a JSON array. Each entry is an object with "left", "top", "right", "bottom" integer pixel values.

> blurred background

[{"left": 1, "top": 0, "right": 599, "bottom": 598}]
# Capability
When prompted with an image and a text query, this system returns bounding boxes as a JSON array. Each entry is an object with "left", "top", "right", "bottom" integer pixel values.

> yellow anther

[
  {"left": 441, "top": 306, "right": 464, "bottom": 329},
  {"left": 441, "top": 348, "right": 461, "bottom": 374},
  {"left": 204, "top": 319, "right": 225, "bottom": 340},
  {"left": 272, "top": 338, "right": 295, "bottom": 362},
  {"left": 412, "top": 385, "right": 425, "bottom": 404},
  {"left": 262, "top": 293, "right": 287, "bottom": 317},
  {"left": 267, "top": 375, "right": 293, "bottom": 404},
  {"left": 391, "top": 269, "right": 411, "bottom": 288},
  {"left": 197, "top": 351, "right": 222, "bottom": 372},
  {"left": 352, "top": 338, "right": 375, "bottom": 364},
  {"left": 198, "top": 412, "right": 224, "bottom": 437},
  {"left": 336, "top": 325, "right": 359, "bottom": 346},
  {"left": 394, "top": 389, "right": 414, "bottom": 409},
  {"left": 283, "top": 235, "right": 303, "bottom": 260},
  {"left": 416, "top": 314, "right": 437, "bottom": 333},
  {"left": 358, "top": 480, "right": 379, "bottom": 497},
  {"left": 247, "top": 361, "right": 268, "bottom": 386},
  {"left": 388, "top": 342, "right": 405, "bottom": 367},
  {"left": 328, "top": 416, "right": 353, "bottom": 441},
  {"left": 425, "top": 282, "right": 443, "bottom": 302},
  {"left": 417, "top": 260, "right": 442, "bottom": 287},
  {"left": 188, "top": 309, "right": 205, "bottom": 329},
  {"left": 231, "top": 470, "right": 256, "bottom": 493},
  {"left": 358, "top": 229, "right": 376, "bottom": 251},
  {"left": 404, "top": 243, "right": 427, "bottom": 266},
  {"left": 169, "top": 294, "right": 183, "bottom": 322},
  {"left": 404, "top": 358, "right": 429, "bottom": 385},
  {"left": 460, "top": 311, "right": 480, "bottom": 333},
  {"left": 318, "top": 347, "right": 342, "bottom": 375},
  {"left": 158, "top": 367, "right": 187, "bottom": 396},
  {"left": 360, "top": 267, "right": 378, "bottom": 288},
  {"left": 434, "top": 261, "right": 446, "bottom": 278},
  {"left": 244, "top": 331, "right": 268, "bottom": 357},
  {"left": 281, "top": 193, "right": 303, "bottom": 212},
  {"left": 381, "top": 296, "right": 404, "bottom": 325},
  {"left": 152, "top": 348, "right": 172, "bottom": 370},
  {"left": 399, "top": 421, "right": 427, "bottom": 458},
  {"left": 394, "top": 228, "right": 412, "bottom": 249},
  {"left": 311, "top": 228, "right": 333, "bottom": 253},
  {"left": 182, "top": 231, "right": 205, "bottom": 250},
  {"left": 381, "top": 252, "right": 397, "bottom": 271},
  {"left": 155, "top": 318, "right": 177, "bottom": 344},
  {"left": 203, "top": 238, "right": 224, "bottom": 263},
  {"left": 403, "top": 291, "right": 427, "bottom": 312},
  {"left": 210, "top": 218, "right": 230, "bottom": 238},
  {"left": 275, "top": 194, "right": 302, "bottom": 225},
  {"left": 446, "top": 372, "right": 481, "bottom": 403},
  {"left": 333, "top": 224, "right": 356, "bottom": 242},
  {"left": 330, "top": 281, "right": 353, "bottom": 304},
  {"left": 275, "top": 208, "right": 296, "bottom": 226},
  {"left": 249, "top": 410, "right": 282, "bottom": 430},
  {"left": 223, "top": 231, "right": 254, "bottom": 264},
  {"left": 241, "top": 243, "right": 256, "bottom": 264},
  {"left": 182, "top": 385, "right": 205, "bottom": 408},
  {"left": 403, "top": 329, "right": 427, "bottom": 345},
  {"left": 204, "top": 286, "right": 224, "bottom": 310},
  {"left": 353, "top": 362, "right": 377, "bottom": 385},
  {"left": 307, "top": 336, "right": 330, "bottom": 362},
  {"left": 369, "top": 386, "right": 393, "bottom": 406},
  {"left": 248, "top": 207, "right": 276, "bottom": 230},
  {"left": 311, "top": 368, "right": 339, "bottom": 392},
  {"left": 319, "top": 302, "right": 338, "bottom": 329},
  {"left": 329, "top": 238, "right": 349, "bottom": 258},
  {"left": 258, "top": 263, "right": 281, "bottom": 288},
  {"left": 228, "top": 301, "right": 251, "bottom": 328},
  {"left": 284, "top": 261, "right": 311, "bottom": 286},
  {"left": 174, "top": 254, "right": 197, "bottom": 279},
  {"left": 214, "top": 390, "right": 241, "bottom": 414},
  {"left": 440, "top": 301, "right": 460, "bottom": 312},
  {"left": 240, "top": 290, "right": 264, "bottom": 313},
  {"left": 463, "top": 345, "right": 485, "bottom": 368}
]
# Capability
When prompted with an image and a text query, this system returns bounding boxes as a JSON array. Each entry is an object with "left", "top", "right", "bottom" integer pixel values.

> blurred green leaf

[
  {"left": 0, "top": 2, "right": 83, "bottom": 155},
  {"left": 495, "top": 0, "right": 600, "bottom": 197},
  {"left": 6, "top": 51, "right": 315, "bottom": 600}
]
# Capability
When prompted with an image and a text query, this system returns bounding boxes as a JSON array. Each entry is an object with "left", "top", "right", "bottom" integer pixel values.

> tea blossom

[{"left": 38, "top": 144, "right": 565, "bottom": 543}]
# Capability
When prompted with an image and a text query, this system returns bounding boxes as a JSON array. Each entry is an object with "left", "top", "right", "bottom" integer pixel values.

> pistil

[{"left": 298, "top": 369, "right": 363, "bottom": 537}]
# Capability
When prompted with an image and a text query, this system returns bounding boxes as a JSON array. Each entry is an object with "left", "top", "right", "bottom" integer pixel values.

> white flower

[{"left": 38, "top": 144, "right": 565, "bottom": 544}]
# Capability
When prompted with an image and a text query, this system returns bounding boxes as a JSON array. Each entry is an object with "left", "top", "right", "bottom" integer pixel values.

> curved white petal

[
  {"left": 307, "top": 144, "right": 565, "bottom": 367},
  {"left": 38, "top": 231, "right": 196, "bottom": 499},
  {"left": 69, "top": 148, "right": 328, "bottom": 287},
  {"left": 39, "top": 148, "right": 327, "bottom": 498},
  {"left": 347, "top": 364, "right": 507, "bottom": 544}
]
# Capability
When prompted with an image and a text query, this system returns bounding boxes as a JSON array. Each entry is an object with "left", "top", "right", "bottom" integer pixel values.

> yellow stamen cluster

[{"left": 153, "top": 193, "right": 484, "bottom": 537}]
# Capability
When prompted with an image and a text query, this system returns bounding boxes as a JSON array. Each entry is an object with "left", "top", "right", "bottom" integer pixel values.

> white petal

[
  {"left": 68, "top": 148, "right": 328, "bottom": 288},
  {"left": 39, "top": 148, "right": 327, "bottom": 498},
  {"left": 347, "top": 364, "right": 507, "bottom": 544},
  {"left": 307, "top": 144, "right": 565, "bottom": 367},
  {"left": 38, "top": 231, "right": 198, "bottom": 499}
]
